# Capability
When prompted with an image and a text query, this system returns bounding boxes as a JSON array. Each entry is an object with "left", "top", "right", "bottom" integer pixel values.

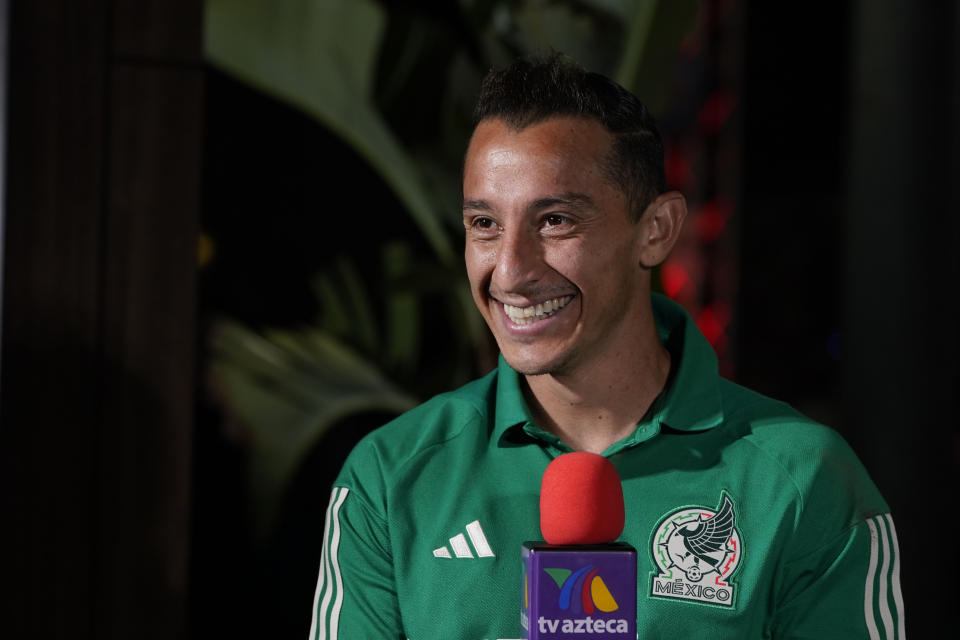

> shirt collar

[
  {"left": 493, "top": 294, "right": 724, "bottom": 451},
  {"left": 649, "top": 293, "right": 725, "bottom": 433},
  {"left": 493, "top": 356, "right": 535, "bottom": 446}
]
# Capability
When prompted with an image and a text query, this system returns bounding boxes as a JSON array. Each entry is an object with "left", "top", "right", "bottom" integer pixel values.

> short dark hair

[{"left": 473, "top": 53, "right": 666, "bottom": 220}]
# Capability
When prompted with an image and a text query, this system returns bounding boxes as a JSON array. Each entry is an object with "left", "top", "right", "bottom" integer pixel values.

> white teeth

[{"left": 503, "top": 296, "right": 573, "bottom": 325}]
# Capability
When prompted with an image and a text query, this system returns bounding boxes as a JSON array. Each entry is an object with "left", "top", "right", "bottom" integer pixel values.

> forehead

[{"left": 463, "top": 117, "right": 616, "bottom": 201}]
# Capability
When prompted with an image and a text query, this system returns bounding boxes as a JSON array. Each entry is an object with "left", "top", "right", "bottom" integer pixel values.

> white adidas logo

[{"left": 433, "top": 520, "right": 495, "bottom": 558}]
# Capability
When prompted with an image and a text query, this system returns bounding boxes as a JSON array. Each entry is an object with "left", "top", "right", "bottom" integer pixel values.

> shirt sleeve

[
  {"left": 307, "top": 486, "right": 405, "bottom": 640},
  {"left": 771, "top": 513, "right": 906, "bottom": 639}
]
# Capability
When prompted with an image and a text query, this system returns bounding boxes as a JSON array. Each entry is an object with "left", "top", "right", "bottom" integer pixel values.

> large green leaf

[
  {"left": 203, "top": 0, "right": 701, "bottom": 538},
  {"left": 210, "top": 319, "right": 416, "bottom": 535},
  {"left": 204, "top": 0, "right": 456, "bottom": 264}
]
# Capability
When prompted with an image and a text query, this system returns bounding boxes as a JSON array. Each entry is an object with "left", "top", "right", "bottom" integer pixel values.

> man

[{"left": 308, "top": 54, "right": 904, "bottom": 639}]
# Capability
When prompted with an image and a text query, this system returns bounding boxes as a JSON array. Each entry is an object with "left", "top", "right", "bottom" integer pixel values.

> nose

[{"left": 493, "top": 227, "right": 543, "bottom": 294}]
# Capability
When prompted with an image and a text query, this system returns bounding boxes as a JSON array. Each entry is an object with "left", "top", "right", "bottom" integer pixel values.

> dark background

[{"left": 1, "top": 1, "right": 956, "bottom": 638}]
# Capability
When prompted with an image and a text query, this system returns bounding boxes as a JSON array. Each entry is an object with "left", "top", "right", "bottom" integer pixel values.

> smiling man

[
  {"left": 308, "top": 54, "right": 904, "bottom": 640},
  {"left": 462, "top": 112, "right": 681, "bottom": 454}
]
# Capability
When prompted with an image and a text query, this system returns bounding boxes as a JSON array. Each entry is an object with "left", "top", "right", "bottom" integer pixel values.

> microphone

[{"left": 522, "top": 452, "right": 637, "bottom": 639}]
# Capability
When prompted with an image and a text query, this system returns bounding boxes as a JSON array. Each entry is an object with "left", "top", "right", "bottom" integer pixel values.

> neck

[{"left": 522, "top": 324, "right": 672, "bottom": 455}]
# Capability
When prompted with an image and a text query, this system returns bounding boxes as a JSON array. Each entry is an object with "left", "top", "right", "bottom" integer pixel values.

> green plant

[{"left": 203, "top": 0, "right": 698, "bottom": 536}]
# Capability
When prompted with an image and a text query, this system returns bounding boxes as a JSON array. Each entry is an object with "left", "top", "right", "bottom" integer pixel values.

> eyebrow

[
  {"left": 530, "top": 192, "right": 595, "bottom": 211},
  {"left": 462, "top": 199, "right": 492, "bottom": 213},
  {"left": 462, "top": 192, "right": 595, "bottom": 214}
]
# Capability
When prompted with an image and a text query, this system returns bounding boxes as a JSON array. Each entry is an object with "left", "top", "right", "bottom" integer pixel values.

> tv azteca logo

[
  {"left": 534, "top": 565, "right": 630, "bottom": 635},
  {"left": 545, "top": 565, "right": 619, "bottom": 614},
  {"left": 650, "top": 492, "right": 743, "bottom": 607}
]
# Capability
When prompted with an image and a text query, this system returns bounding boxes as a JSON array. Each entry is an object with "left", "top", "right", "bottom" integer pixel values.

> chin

[{"left": 499, "top": 348, "right": 573, "bottom": 378}]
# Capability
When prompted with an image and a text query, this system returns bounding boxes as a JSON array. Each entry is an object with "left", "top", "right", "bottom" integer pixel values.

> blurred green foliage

[{"left": 203, "top": 0, "right": 698, "bottom": 535}]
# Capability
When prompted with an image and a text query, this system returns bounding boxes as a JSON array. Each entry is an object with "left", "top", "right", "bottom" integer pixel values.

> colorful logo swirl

[{"left": 544, "top": 566, "right": 619, "bottom": 613}]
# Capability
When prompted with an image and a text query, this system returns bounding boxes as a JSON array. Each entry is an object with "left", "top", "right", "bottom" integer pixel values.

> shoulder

[
  {"left": 717, "top": 379, "right": 888, "bottom": 545},
  {"left": 719, "top": 378, "right": 849, "bottom": 460},
  {"left": 333, "top": 369, "right": 498, "bottom": 505}
]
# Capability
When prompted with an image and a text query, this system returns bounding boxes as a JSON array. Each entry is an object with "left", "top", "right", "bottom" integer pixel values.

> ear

[{"left": 637, "top": 191, "right": 687, "bottom": 268}]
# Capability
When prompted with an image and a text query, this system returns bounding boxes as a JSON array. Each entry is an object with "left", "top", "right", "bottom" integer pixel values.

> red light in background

[
  {"left": 665, "top": 142, "right": 693, "bottom": 190},
  {"left": 660, "top": 261, "right": 692, "bottom": 299},
  {"left": 697, "top": 90, "right": 737, "bottom": 135},
  {"left": 696, "top": 197, "right": 733, "bottom": 243},
  {"left": 696, "top": 302, "right": 732, "bottom": 349}
]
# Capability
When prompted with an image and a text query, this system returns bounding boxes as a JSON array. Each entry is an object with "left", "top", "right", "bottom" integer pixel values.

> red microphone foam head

[{"left": 539, "top": 451, "right": 625, "bottom": 545}]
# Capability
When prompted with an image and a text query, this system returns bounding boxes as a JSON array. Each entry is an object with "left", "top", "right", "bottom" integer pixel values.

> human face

[{"left": 462, "top": 117, "right": 649, "bottom": 377}]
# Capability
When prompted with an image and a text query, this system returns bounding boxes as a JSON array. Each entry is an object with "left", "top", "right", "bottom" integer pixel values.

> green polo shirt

[{"left": 308, "top": 295, "right": 904, "bottom": 639}]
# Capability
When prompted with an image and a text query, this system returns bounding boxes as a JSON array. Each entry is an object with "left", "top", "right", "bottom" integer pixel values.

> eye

[
  {"left": 472, "top": 216, "right": 495, "bottom": 230},
  {"left": 541, "top": 213, "right": 573, "bottom": 233},
  {"left": 466, "top": 215, "right": 500, "bottom": 238}
]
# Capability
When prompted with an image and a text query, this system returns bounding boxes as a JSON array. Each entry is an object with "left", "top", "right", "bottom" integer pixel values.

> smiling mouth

[{"left": 501, "top": 295, "right": 574, "bottom": 326}]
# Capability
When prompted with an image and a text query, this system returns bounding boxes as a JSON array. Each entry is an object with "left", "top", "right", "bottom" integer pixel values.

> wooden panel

[
  {"left": 112, "top": 0, "right": 204, "bottom": 62},
  {"left": 95, "top": 62, "right": 202, "bottom": 639},
  {"left": 0, "top": 1, "right": 107, "bottom": 637},
  {"left": 1, "top": 2, "right": 204, "bottom": 638}
]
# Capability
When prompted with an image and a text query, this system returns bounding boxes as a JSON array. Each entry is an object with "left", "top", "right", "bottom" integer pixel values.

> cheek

[
  {"left": 464, "top": 246, "right": 494, "bottom": 291},
  {"left": 542, "top": 245, "right": 605, "bottom": 290},
  {"left": 549, "top": 242, "right": 636, "bottom": 297}
]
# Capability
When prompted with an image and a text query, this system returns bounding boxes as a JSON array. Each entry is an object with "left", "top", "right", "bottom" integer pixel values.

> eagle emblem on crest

[{"left": 650, "top": 492, "right": 743, "bottom": 607}]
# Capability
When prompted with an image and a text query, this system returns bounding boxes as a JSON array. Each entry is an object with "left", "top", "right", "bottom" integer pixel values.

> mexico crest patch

[{"left": 649, "top": 492, "right": 742, "bottom": 608}]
